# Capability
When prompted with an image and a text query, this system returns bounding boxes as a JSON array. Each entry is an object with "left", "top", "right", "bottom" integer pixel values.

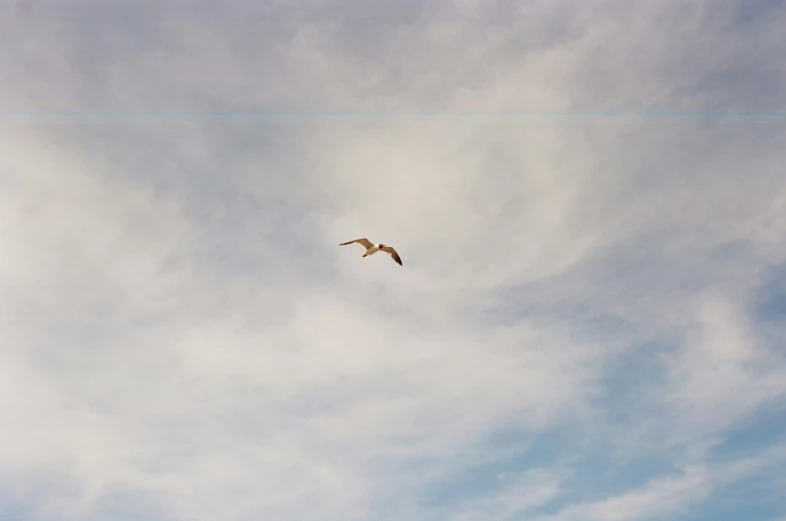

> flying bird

[{"left": 339, "top": 237, "right": 403, "bottom": 266}]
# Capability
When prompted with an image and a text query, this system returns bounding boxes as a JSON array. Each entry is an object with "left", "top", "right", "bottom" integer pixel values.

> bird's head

[{"left": 379, "top": 243, "right": 385, "bottom": 248}]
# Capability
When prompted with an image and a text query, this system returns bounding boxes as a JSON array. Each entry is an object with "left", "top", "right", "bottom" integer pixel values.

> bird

[{"left": 339, "top": 237, "right": 403, "bottom": 266}]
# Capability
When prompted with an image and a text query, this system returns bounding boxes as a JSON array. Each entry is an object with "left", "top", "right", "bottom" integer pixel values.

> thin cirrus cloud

[{"left": 1, "top": 1, "right": 785, "bottom": 521}]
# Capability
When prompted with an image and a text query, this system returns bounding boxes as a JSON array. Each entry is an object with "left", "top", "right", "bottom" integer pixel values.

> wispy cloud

[
  {"left": 541, "top": 458, "right": 764, "bottom": 521},
  {"left": 2, "top": 1, "right": 786, "bottom": 521},
  {"left": 450, "top": 469, "right": 561, "bottom": 521}
]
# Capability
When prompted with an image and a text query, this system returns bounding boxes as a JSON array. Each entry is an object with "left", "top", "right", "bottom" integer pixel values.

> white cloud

[
  {"left": 543, "top": 442, "right": 786, "bottom": 521},
  {"left": 450, "top": 469, "right": 561, "bottom": 521},
  {"left": 544, "top": 460, "right": 760, "bottom": 521},
  {"left": 0, "top": 123, "right": 602, "bottom": 520},
  {"left": 2, "top": 1, "right": 786, "bottom": 520},
  {"left": 665, "top": 296, "right": 786, "bottom": 441}
]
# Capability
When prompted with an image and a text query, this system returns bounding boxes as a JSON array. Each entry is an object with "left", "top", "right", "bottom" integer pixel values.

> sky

[{"left": 1, "top": 1, "right": 786, "bottom": 520}]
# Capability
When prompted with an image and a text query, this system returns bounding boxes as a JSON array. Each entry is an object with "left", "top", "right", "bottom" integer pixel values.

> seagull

[{"left": 339, "top": 237, "right": 403, "bottom": 266}]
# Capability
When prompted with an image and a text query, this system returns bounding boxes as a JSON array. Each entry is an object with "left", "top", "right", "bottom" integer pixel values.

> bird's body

[
  {"left": 363, "top": 244, "right": 381, "bottom": 256},
  {"left": 339, "top": 237, "right": 403, "bottom": 266}
]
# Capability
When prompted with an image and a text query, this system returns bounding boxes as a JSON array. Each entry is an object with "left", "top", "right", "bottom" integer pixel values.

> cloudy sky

[{"left": 2, "top": 1, "right": 786, "bottom": 520}]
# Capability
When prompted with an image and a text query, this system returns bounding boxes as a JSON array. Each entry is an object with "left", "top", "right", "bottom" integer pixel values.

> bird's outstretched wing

[
  {"left": 380, "top": 245, "right": 403, "bottom": 266},
  {"left": 339, "top": 238, "right": 374, "bottom": 249}
]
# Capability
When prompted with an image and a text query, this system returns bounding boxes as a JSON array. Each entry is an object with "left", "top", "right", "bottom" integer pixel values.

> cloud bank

[{"left": 2, "top": 1, "right": 785, "bottom": 520}]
